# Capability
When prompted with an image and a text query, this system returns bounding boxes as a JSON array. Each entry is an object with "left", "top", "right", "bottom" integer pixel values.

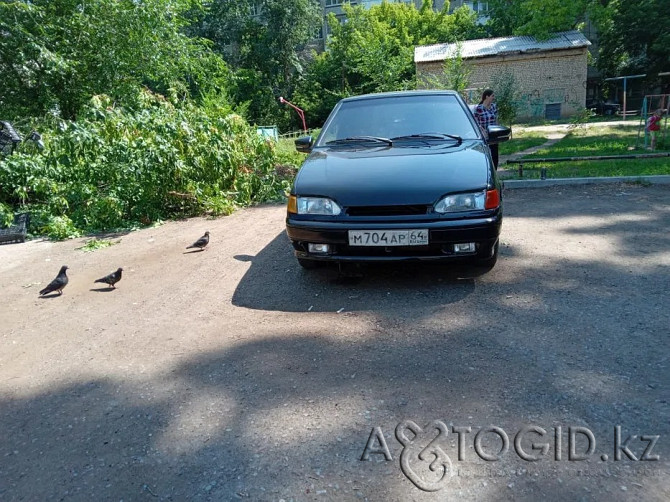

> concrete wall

[{"left": 417, "top": 48, "right": 589, "bottom": 119}]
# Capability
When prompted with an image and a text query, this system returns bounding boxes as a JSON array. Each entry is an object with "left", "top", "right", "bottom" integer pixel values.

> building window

[
  {"left": 545, "top": 103, "right": 562, "bottom": 120},
  {"left": 325, "top": 0, "right": 344, "bottom": 6},
  {"left": 464, "top": 1, "right": 488, "bottom": 13}
]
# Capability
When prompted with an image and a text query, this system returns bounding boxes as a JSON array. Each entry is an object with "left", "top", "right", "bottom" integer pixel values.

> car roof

[{"left": 339, "top": 90, "right": 462, "bottom": 103}]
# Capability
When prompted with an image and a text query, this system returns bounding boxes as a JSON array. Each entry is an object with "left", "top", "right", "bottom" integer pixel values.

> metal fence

[{"left": 279, "top": 128, "right": 319, "bottom": 140}]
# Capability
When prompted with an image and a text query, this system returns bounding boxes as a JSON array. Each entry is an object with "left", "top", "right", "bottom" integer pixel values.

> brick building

[{"left": 414, "top": 31, "right": 592, "bottom": 119}]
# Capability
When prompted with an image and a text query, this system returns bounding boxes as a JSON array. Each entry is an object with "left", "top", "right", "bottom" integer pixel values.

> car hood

[{"left": 294, "top": 142, "right": 492, "bottom": 206}]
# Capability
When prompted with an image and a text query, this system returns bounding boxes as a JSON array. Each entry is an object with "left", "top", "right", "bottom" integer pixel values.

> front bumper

[{"left": 286, "top": 212, "right": 502, "bottom": 262}]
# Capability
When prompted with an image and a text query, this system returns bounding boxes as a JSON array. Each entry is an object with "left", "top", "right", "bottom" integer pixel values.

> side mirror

[
  {"left": 488, "top": 125, "right": 512, "bottom": 144},
  {"left": 295, "top": 136, "right": 313, "bottom": 153}
]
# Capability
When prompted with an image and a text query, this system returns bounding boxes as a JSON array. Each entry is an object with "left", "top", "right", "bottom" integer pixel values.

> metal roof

[{"left": 414, "top": 31, "right": 591, "bottom": 63}]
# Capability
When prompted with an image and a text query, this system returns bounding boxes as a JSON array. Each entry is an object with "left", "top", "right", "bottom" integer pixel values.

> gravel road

[{"left": 1, "top": 183, "right": 668, "bottom": 501}]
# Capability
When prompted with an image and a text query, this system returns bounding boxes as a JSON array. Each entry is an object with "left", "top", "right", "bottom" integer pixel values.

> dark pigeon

[
  {"left": 186, "top": 231, "right": 209, "bottom": 251},
  {"left": 39, "top": 265, "right": 69, "bottom": 296},
  {"left": 94, "top": 267, "right": 123, "bottom": 288}
]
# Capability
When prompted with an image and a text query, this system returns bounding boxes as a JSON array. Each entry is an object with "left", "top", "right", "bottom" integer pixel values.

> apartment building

[{"left": 316, "top": 0, "right": 483, "bottom": 42}]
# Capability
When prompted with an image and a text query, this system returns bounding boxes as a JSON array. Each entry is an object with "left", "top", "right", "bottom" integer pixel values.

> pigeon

[
  {"left": 94, "top": 267, "right": 123, "bottom": 288},
  {"left": 39, "top": 265, "right": 69, "bottom": 296},
  {"left": 186, "top": 231, "right": 209, "bottom": 251}
]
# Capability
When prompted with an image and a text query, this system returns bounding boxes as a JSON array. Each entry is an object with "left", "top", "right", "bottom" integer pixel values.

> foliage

[
  {"left": 568, "top": 107, "right": 595, "bottom": 130},
  {"left": 523, "top": 125, "right": 664, "bottom": 158},
  {"left": 420, "top": 42, "right": 472, "bottom": 96},
  {"left": 197, "top": 0, "right": 322, "bottom": 130},
  {"left": 486, "top": 0, "right": 592, "bottom": 39},
  {"left": 489, "top": 70, "right": 521, "bottom": 125},
  {"left": 0, "top": 202, "right": 14, "bottom": 228},
  {"left": 441, "top": 43, "right": 471, "bottom": 96},
  {"left": 77, "top": 238, "right": 118, "bottom": 252},
  {"left": 484, "top": 0, "right": 669, "bottom": 86},
  {"left": 503, "top": 125, "right": 670, "bottom": 179},
  {"left": 0, "top": 90, "right": 296, "bottom": 238},
  {"left": 293, "top": 0, "right": 483, "bottom": 127},
  {"left": 596, "top": 0, "right": 670, "bottom": 78},
  {"left": 505, "top": 157, "right": 670, "bottom": 180},
  {"left": 498, "top": 132, "right": 548, "bottom": 155},
  {"left": 0, "top": 0, "right": 229, "bottom": 121},
  {"left": 276, "top": 138, "right": 308, "bottom": 168}
]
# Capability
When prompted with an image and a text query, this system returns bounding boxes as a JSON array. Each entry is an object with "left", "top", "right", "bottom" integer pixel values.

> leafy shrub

[
  {"left": 490, "top": 70, "right": 521, "bottom": 126},
  {"left": 0, "top": 90, "right": 298, "bottom": 238},
  {"left": 0, "top": 202, "right": 13, "bottom": 227}
]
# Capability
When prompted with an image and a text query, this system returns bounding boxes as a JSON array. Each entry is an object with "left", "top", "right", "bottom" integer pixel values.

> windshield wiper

[
  {"left": 391, "top": 133, "right": 463, "bottom": 145},
  {"left": 326, "top": 136, "right": 393, "bottom": 146}
]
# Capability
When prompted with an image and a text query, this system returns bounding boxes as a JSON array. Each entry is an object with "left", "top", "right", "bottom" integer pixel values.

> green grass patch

[
  {"left": 77, "top": 238, "right": 119, "bottom": 252},
  {"left": 502, "top": 123, "right": 670, "bottom": 179},
  {"left": 276, "top": 137, "right": 308, "bottom": 165},
  {"left": 522, "top": 124, "right": 662, "bottom": 159},
  {"left": 499, "top": 131, "right": 548, "bottom": 155},
  {"left": 503, "top": 157, "right": 670, "bottom": 180}
]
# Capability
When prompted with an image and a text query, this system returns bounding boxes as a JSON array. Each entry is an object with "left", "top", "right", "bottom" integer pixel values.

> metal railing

[{"left": 279, "top": 128, "right": 319, "bottom": 140}]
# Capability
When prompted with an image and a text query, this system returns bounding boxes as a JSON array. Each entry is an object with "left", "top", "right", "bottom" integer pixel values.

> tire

[
  {"left": 297, "top": 257, "right": 322, "bottom": 270},
  {"left": 474, "top": 241, "right": 499, "bottom": 269}
]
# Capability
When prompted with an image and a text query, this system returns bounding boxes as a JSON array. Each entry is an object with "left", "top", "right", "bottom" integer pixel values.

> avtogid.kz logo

[{"left": 360, "top": 421, "right": 660, "bottom": 492}]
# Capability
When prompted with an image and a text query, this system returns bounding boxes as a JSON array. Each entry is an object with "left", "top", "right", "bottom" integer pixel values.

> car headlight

[
  {"left": 288, "top": 196, "right": 342, "bottom": 215},
  {"left": 434, "top": 191, "right": 485, "bottom": 213}
]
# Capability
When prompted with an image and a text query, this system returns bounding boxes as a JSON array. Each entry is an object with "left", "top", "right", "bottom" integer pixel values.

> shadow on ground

[
  {"left": 1, "top": 184, "right": 669, "bottom": 501},
  {"left": 231, "top": 231, "right": 492, "bottom": 313}
]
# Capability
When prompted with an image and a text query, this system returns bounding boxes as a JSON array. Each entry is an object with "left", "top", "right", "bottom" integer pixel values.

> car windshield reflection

[
  {"left": 325, "top": 136, "right": 393, "bottom": 146},
  {"left": 391, "top": 133, "right": 463, "bottom": 145},
  {"left": 316, "top": 94, "right": 479, "bottom": 147}
]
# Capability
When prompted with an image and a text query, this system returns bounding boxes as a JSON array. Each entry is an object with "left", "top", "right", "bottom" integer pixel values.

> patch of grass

[
  {"left": 276, "top": 137, "right": 308, "bottom": 167},
  {"left": 502, "top": 123, "right": 670, "bottom": 179},
  {"left": 503, "top": 157, "right": 670, "bottom": 180},
  {"left": 512, "top": 114, "right": 629, "bottom": 128},
  {"left": 523, "top": 124, "right": 659, "bottom": 159},
  {"left": 499, "top": 131, "right": 548, "bottom": 155},
  {"left": 77, "top": 238, "right": 118, "bottom": 252}
]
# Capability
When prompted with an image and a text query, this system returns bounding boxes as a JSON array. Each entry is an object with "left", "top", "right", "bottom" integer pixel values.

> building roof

[{"left": 414, "top": 30, "right": 591, "bottom": 63}]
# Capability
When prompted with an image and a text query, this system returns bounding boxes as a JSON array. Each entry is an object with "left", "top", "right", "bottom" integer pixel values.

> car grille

[
  {"left": 346, "top": 205, "right": 429, "bottom": 216},
  {"left": 336, "top": 244, "right": 455, "bottom": 257}
]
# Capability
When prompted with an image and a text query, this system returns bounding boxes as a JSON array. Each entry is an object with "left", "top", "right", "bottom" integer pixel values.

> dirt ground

[{"left": 1, "top": 183, "right": 669, "bottom": 501}]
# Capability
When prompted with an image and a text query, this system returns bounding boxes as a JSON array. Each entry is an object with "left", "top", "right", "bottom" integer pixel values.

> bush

[
  {"left": 490, "top": 70, "right": 521, "bottom": 126},
  {"left": 0, "top": 90, "right": 297, "bottom": 238}
]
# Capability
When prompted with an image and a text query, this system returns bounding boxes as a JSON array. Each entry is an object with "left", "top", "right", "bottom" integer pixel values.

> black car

[
  {"left": 586, "top": 99, "right": 621, "bottom": 116},
  {"left": 285, "top": 90, "right": 511, "bottom": 270}
]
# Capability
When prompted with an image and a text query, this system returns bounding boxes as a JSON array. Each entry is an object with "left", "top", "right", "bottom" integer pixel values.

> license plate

[{"left": 348, "top": 229, "right": 429, "bottom": 246}]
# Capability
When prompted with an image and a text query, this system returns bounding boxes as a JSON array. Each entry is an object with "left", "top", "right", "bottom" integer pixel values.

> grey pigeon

[
  {"left": 39, "top": 265, "right": 69, "bottom": 296},
  {"left": 94, "top": 267, "right": 123, "bottom": 288},
  {"left": 186, "top": 231, "right": 209, "bottom": 251}
]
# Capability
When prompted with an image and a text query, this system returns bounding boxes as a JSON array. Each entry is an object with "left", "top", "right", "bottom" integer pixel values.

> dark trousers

[{"left": 490, "top": 144, "right": 499, "bottom": 169}]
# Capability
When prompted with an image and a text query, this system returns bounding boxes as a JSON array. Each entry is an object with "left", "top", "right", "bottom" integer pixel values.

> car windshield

[{"left": 316, "top": 94, "right": 479, "bottom": 146}]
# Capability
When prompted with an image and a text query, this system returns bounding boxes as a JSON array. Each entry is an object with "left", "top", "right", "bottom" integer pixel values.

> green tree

[
  {"left": 198, "top": 0, "right": 322, "bottom": 128},
  {"left": 0, "top": 0, "right": 227, "bottom": 120},
  {"left": 293, "top": 0, "right": 482, "bottom": 126},
  {"left": 442, "top": 43, "right": 471, "bottom": 96},
  {"left": 489, "top": 70, "right": 520, "bottom": 125},
  {"left": 596, "top": 0, "right": 670, "bottom": 78},
  {"left": 486, "top": 0, "right": 592, "bottom": 39}
]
